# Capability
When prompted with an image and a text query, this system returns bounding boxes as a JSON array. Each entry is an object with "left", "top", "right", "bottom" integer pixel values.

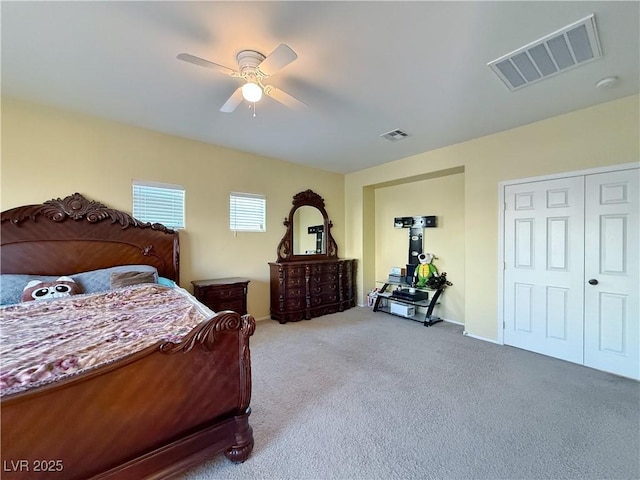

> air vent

[
  {"left": 380, "top": 129, "right": 409, "bottom": 142},
  {"left": 488, "top": 14, "right": 602, "bottom": 91}
]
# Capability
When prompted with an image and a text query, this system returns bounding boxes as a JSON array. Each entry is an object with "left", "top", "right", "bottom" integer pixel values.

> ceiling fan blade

[
  {"left": 257, "top": 44, "right": 298, "bottom": 77},
  {"left": 177, "top": 53, "right": 237, "bottom": 77},
  {"left": 263, "top": 85, "right": 307, "bottom": 110},
  {"left": 220, "top": 87, "right": 244, "bottom": 113}
]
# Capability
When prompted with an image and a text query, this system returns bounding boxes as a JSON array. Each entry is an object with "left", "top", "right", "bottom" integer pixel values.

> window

[
  {"left": 132, "top": 181, "right": 185, "bottom": 229},
  {"left": 230, "top": 192, "right": 266, "bottom": 232}
]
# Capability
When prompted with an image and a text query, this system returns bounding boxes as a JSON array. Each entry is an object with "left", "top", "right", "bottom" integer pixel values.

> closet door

[
  {"left": 584, "top": 169, "right": 639, "bottom": 379},
  {"left": 503, "top": 176, "right": 585, "bottom": 363}
]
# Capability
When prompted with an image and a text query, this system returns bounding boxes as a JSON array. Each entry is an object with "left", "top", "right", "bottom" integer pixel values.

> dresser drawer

[
  {"left": 285, "top": 297, "right": 306, "bottom": 310},
  {"left": 284, "top": 265, "right": 306, "bottom": 277},
  {"left": 308, "top": 263, "right": 340, "bottom": 275},
  {"left": 286, "top": 286, "right": 305, "bottom": 298},
  {"left": 286, "top": 276, "right": 306, "bottom": 288},
  {"left": 309, "top": 282, "right": 337, "bottom": 296},
  {"left": 310, "top": 273, "right": 338, "bottom": 285},
  {"left": 310, "top": 292, "right": 338, "bottom": 306}
]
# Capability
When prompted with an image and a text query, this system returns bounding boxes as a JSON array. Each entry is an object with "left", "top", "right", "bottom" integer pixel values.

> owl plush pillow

[{"left": 21, "top": 276, "right": 82, "bottom": 302}]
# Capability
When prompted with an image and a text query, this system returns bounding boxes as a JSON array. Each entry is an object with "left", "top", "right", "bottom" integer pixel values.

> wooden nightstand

[{"left": 191, "top": 277, "right": 250, "bottom": 315}]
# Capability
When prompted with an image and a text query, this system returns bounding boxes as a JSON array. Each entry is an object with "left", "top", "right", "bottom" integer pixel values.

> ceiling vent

[
  {"left": 380, "top": 129, "right": 409, "bottom": 142},
  {"left": 488, "top": 14, "right": 602, "bottom": 91}
]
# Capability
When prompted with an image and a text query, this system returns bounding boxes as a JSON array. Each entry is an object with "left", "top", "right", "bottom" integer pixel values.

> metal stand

[
  {"left": 423, "top": 287, "right": 444, "bottom": 326},
  {"left": 373, "top": 282, "right": 446, "bottom": 327}
]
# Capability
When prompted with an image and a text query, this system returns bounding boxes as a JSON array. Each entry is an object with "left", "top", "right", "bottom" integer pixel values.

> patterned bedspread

[{"left": 0, "top": 284, "right": 214, "bottom": 397}]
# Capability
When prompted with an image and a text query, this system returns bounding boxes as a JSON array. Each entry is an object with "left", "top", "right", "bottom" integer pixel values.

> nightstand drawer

[
  {"left": 201, "top": 285, "right": 244, "bottom": 301},
  {"left": 191, "top": 277, "right": 250, "bottom": 315},
  {"left": 213, "top": 298, "right": 245, "bottom": 313}
]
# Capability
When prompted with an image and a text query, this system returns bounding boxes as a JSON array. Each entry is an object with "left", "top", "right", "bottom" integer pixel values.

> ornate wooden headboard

[{"left": 1, "top": 193, "right": 180, "bottom": 282}]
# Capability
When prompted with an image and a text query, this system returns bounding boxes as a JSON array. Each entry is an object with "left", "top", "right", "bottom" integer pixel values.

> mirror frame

[{"left": 276, "top": 189, "right": 338, "bottom": 262}]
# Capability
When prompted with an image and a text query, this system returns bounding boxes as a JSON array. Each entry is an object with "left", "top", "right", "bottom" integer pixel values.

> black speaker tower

[{"left": 393, "top": 216, "right": 437, "bottom": 265}]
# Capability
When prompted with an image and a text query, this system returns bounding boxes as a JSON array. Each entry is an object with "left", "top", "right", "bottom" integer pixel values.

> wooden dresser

[
  {"left": 191, "top": 277, "right": 250, "bottom": 315},
  {"left": 269, "top": 259, "right": 356, "bottom": 323}
]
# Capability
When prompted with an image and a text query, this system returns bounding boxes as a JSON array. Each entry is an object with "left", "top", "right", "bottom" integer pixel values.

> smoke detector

[{"left": 595, "top": 76, "right": 618, "bottom": 89}]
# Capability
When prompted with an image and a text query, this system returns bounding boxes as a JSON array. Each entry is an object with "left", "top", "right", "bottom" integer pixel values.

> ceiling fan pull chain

[{"left": 253, "top": 102, "right": 257, "bottom": 118}]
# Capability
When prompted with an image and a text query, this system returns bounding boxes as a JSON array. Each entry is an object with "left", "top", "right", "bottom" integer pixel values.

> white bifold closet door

[
  {"left": 583, "top": 170, "right": 639, "bottom": 378},
  {"left": 503, "top": 168, "right": 639, "bottom": 380}
]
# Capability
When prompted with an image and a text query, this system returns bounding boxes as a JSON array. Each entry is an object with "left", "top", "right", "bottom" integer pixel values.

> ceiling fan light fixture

[
  {"left": 178, "top": 44, "right": 302, "bottom": 113},
  {"left": 242, "top": 82, "right": 263, "bottom": 102}
]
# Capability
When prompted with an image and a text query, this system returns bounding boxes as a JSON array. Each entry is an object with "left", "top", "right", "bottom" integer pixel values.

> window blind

[
  {"left": 230, "top": 192, "right": 266, "bottom": 232},
  {"left": 132, "top": 181, "right": 185, "bottom": 229}
]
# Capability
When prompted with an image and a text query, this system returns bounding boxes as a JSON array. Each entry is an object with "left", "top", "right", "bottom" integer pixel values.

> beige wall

[
  {"left": 346, "top": 94, "right": 640, "bottom": 341},
  {"left": 374, "top": 171, "right": 465, "bottom": 323},
  {"left": 3, "top": 95, "right": 638, "bottom": 335},
  {"left": 1, "top": 98, "right": 345, "bottom": 319}
]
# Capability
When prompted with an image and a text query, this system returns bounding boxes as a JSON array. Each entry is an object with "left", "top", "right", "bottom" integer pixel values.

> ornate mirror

[{"left": 276, "top": 190, "right": 338, "bottom": 262}]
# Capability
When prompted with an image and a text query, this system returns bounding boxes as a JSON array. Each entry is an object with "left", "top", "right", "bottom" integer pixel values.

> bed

[{"left": 0, "top": 193, "right": 255, "bottom": 479}]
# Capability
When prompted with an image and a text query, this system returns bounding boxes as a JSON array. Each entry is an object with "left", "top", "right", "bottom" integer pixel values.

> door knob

[{"left": 588, "top": 279, "right": 599, "bottom": 285}]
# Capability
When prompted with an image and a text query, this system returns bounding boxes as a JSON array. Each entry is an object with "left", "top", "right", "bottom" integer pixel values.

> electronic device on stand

[
  {"left": 371, "top": 215, "right": 445, "bottom": 326},
  {"left": 393, "top": 216, "right": 437, "bottom": 281}
]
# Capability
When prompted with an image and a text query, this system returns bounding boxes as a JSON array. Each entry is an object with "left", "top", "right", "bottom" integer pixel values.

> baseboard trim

[
  {"left": 462, "top": 331, "right": 502, "bottom": 345},
  {"left": 443, "top": 318, "right": 464, "bottom": 326}
]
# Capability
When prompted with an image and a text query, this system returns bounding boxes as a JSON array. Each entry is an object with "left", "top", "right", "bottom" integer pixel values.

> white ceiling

[{"left": 2, "top": 1, "right": 638, "bottom": 174}]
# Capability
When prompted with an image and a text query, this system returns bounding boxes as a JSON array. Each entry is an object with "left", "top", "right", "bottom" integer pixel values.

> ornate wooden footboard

[
  {"left": 1, "top": 193, "right": 255, "bottom": 479},
  {"left": 2, "top": 311, "right": 255, "bottom": 480}
]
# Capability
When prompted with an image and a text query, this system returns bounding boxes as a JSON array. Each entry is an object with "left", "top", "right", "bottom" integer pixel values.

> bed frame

[{"left": 1, "top": 193, "right": 255, "bottom": 480}]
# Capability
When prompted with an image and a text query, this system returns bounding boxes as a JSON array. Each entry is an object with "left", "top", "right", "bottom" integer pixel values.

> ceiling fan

[{"left": 177, "top": 44, "right": 306, "bottom": 114}]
